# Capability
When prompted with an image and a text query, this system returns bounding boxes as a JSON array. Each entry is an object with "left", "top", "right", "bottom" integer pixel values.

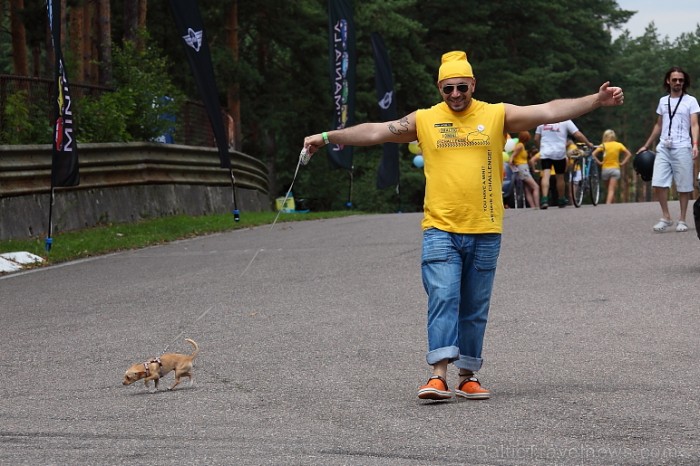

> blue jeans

[{"left": 421, "top": 228, "right": 501, "bottom": 372}]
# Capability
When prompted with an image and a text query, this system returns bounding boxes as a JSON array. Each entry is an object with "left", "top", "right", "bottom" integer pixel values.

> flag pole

[
  {"left": 45, "top": 188, "right": 55, "bottom": 252},
  {"left": 230, "top": 169, "right": 240, "bottom": 221}
]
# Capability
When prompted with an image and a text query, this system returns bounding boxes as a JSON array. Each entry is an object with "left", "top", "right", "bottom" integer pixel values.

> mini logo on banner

[{"left": 183, "top": 28, "right": 203, "bottom": 52}]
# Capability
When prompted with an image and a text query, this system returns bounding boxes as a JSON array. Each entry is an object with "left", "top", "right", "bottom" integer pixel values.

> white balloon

[{"left": 504, "top": 138, "right": 517, "bottom": 153}]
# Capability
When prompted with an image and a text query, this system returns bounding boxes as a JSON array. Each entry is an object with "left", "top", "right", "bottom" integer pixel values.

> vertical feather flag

[
  {"left": 168, "top": 0, "right": 230, "bottom": 170},
  {"left": 169, "top": 0, "right": 240, "bottom": 219},
  {"left": 47, "top": 0, "right": 79, "bottom": 188},
  {"left": 327, "top": 0, "right": 356, "bottom": 170},
  {"left": 371, "top": 32, "right": 400, "bottom": 189},
  {"left": 45, "top": 0, "right": 79, "bottom": 252}
]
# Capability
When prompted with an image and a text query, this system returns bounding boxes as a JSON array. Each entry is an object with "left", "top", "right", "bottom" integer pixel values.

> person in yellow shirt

[
  {"left": 508, "top": 131, "right": 540, "bottom": 208},
  {"left": 302, "top": 51, "right": 624, "bottom": 402},
  {"left": 566, "top": 138, "right": 584, "bottom": 205},
  {"left": 592, "top": 129, "right": 632, "bottom": 204}
]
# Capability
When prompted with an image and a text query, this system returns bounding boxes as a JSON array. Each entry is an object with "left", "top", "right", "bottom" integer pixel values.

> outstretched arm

[
  {"left": 303, "top": 112, "right": 418, "bottom": 157},
  {"left": 504, "top": 82, "right": 624, "bottom": 133}
]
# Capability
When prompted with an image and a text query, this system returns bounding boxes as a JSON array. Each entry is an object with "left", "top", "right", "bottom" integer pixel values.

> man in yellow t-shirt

[{"left": 303, "top": 51, "right": 624, "bottom": 401}]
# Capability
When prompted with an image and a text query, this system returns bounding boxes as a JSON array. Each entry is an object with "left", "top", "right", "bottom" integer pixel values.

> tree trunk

[
  {"left": 82, "top": 1, "right": 96, "bottom": 84},
  {"left": 225, "top": 0, "right": 241, "bottom": 151},
  {"left": 97, "top": 0, "right": 111, "bottom": 85},
  {"left": 68, "top": 1, "right": 84, "bottom": 82},
  {"left": 10, "top": 0, "right": 29, "bottom": 76},
  {"left": 123, "top": 0, "right": 137, "bottom": 43},
  {"left": 137, "top": 0, "right": 147, "bottom": 50}
]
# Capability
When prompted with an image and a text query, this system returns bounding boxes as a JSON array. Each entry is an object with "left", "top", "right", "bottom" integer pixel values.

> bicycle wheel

[
  {"left": 571, "top": 158, "right": 585, "bottom": 207},
  {"left": 588, "top": 162, "right": 600, "bottom": 206}
]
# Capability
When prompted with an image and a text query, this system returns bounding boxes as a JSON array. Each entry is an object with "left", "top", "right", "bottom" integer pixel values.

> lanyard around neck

[{"left": 667, "top": 93, "right": 684, "bottom": 138}]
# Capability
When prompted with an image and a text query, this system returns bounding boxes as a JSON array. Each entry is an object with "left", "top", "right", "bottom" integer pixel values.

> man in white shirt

[
  {"left": 534, "top": 120, "right": 593, "bottom": 208},
  {"left": 638, "top": 66, "right": 700, "bottom": 233}
]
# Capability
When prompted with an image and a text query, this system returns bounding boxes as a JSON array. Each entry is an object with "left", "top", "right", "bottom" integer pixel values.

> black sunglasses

[
  {"left": 670, "top": 78, "right": 684, "bottom": 83},
  {"left": 441, "top": 84, "right": 470, "bottom": 94}
]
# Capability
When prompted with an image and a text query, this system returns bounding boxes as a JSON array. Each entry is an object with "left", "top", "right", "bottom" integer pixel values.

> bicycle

[{"left": 569, "top": 143, "right": 600, "bottom": 207}]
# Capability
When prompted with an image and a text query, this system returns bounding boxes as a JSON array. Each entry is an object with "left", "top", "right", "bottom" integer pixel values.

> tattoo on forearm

[{"left": 388, "top": 117, "right": 410, "bottom": 135}]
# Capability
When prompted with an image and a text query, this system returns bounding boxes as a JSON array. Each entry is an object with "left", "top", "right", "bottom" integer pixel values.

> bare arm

[
  {"left": 691, "top": 112, "right": 699, "bottom": 160},
  {"left": 620, "top": 148, "right": 633, "bottom": 166},
  {"left": 591, "top": 146, "right": 604, "bottom": 165},
  {"left": 509, "top": 144, "right": 523, "bottom": 165},
  {"left": 638, "top": 116, "right": 662, "bottom": 153},
  {"left": 303, "top": 112, "right": 418, "bottom": 156},
  {"left": 572, "top": 130, "right": 594, "bottom": 147},
  {"left": 504, "top": 82, "right": 624, "bottom": 133}
]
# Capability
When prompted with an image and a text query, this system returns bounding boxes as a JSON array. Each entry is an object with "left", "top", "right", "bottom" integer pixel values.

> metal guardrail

[{"left": 0, "top": 142, "right": 269, "bottom": 197}]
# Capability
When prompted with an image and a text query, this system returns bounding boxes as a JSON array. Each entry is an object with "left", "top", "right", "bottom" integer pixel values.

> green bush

[
  {"left": 75, "top": 39, "right": 184, "bottom": 143},
  {"left": 76, "top": 91, "right": 133, "bottom": 143},
  {"left": 0, "top": 90, "right": 52, "bottom": 145}
]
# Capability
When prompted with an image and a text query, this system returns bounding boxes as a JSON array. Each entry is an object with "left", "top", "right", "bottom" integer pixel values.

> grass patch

[{"left": 0, "top": 211, "right": 360, "bottom": 267}]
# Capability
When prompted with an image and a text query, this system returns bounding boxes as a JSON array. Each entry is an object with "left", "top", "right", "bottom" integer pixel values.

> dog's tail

[{"left": 185, "top": 338, "right": 199, "bottom": 357}]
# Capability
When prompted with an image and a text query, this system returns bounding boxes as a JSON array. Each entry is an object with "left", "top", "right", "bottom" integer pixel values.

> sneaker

[
  {"left": 455, "top": 376, "right": 490, "bottom": 400},
  {"left": 558, "top": 197, "right": 567, "bottom": 208},
  {"left": 676, "top": 221, "right": 688, "bottom": 232},
  {"left": 653, "top": 218, "right": 673, "bottom": 232},
  {"left": 540, "top": 196, "right": 549, "bottom": 209},
  {"left": 418, "top": 375, "right": 452, "bottom": 400}
]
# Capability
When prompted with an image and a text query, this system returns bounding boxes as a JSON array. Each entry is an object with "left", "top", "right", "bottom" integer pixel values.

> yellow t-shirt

[
  {"left": 596, "top": 141, "right": 628, "bottom": 169},
  {"left": 511, "top": 142, "right": 528, "bottom": 165},
  {"left": 416, "top": 100, "right": 506, "bottom": 234}
]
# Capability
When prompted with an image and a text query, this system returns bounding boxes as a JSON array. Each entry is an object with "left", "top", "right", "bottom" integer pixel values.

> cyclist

[{"left": 534, "top": 120, "right": 595, "bottom": 208}]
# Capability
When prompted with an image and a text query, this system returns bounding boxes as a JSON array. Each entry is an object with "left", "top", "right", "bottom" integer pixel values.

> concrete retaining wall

[{"left": 0, "top": 143, "right": 270, "bottom": 240}]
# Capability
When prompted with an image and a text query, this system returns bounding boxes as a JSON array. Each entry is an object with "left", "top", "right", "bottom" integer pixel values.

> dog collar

[{"left": 143, "top": 357, "right": 162, "bottom": 377}]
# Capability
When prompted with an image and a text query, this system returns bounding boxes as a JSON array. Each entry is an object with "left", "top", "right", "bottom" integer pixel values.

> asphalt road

[{"left": 1, "top": 201, "right": 699, "bottom": 465}]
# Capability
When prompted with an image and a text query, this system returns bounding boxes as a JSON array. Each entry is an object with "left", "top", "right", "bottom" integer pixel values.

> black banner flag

[
  {"left": 47, "top": 0, "right": 79, "bottom": 187},
  {"left": 169, "top": 0, "right": 230, "bottom": 169},
  {"left": 371, "top": 32, "right": 400, "bottom": 189},
  {"left": 327, "top": 0, "right": 356, "bottom": 170}
]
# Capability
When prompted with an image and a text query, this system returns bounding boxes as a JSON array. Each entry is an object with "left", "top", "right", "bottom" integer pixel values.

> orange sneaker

[
  {"left": 455, "top": 376, "right": 490, "bottom": 400},
  {"left": 418, "top": 375, "right": 452, "bottom": 400}
]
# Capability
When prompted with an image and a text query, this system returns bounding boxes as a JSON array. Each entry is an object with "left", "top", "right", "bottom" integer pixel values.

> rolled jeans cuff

[
  {"left": 426, "top": 345, "right": 459, "bottom": 366},
  {"left": 455, "top": 355, "right": 483, "bottom": 372}
]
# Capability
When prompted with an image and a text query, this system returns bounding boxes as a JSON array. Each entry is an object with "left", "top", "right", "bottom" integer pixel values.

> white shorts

[
  {"left": 652, "top": 144, "right": 694, "bottom": 192},
  {"left": 516, "top": 164, "right": 533, "bottom": 180},
  {"left": 570, "top": 168, "right": 582, "bottom": 182},
  {"left": 601, "top": 168, "right": 621, "bottom": 181}
]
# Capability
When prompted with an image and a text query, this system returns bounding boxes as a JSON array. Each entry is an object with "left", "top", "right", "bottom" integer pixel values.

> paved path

[{"left": 1, "top": 201, "right": 699, "bottom": 465}]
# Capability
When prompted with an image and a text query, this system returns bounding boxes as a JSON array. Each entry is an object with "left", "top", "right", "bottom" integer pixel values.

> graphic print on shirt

[{"left": 435, "top": 122, "right": 491, "bottom": 149}]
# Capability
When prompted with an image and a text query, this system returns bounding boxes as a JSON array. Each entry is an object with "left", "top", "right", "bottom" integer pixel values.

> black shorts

[{"left": 541, "top": 158, "right": 567, "bottom": 174}]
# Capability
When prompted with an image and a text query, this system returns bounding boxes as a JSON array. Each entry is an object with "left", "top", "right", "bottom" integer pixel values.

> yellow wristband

[{"left": 322, "top": 132, "right": 330, "bottom": 145}]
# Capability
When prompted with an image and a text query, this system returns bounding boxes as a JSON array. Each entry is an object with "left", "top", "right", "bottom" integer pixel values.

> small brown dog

[{"left": 123, "top": 338, "right": 199, "bottom": 391}]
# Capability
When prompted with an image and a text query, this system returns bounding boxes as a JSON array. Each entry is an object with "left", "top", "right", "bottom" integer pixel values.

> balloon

[
  {"left": 408, "top": 141, "right": 422, "bottom": 155},
  {"left": 502, "top": 151, "right": 510, "bottom": 163},
  {"left": 413, "top": 155, "right": 424, "bottom": 168},
  {"left": 504, "top": 137, "right": 519, "bottom": 153}
]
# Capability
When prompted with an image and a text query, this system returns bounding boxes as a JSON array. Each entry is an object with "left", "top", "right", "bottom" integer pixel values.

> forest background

[{"left": 2, "top": 0, "right": 700, "bottom": 212}]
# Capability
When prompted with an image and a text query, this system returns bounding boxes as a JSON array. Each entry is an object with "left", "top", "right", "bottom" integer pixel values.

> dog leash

[{"left": 159, "top": 148, "right": 311, "bottom": 355}]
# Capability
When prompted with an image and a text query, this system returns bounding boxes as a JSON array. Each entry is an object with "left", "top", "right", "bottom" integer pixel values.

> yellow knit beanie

[{"left": 438, "top": 51, "right": 474, "bottom": 82}]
